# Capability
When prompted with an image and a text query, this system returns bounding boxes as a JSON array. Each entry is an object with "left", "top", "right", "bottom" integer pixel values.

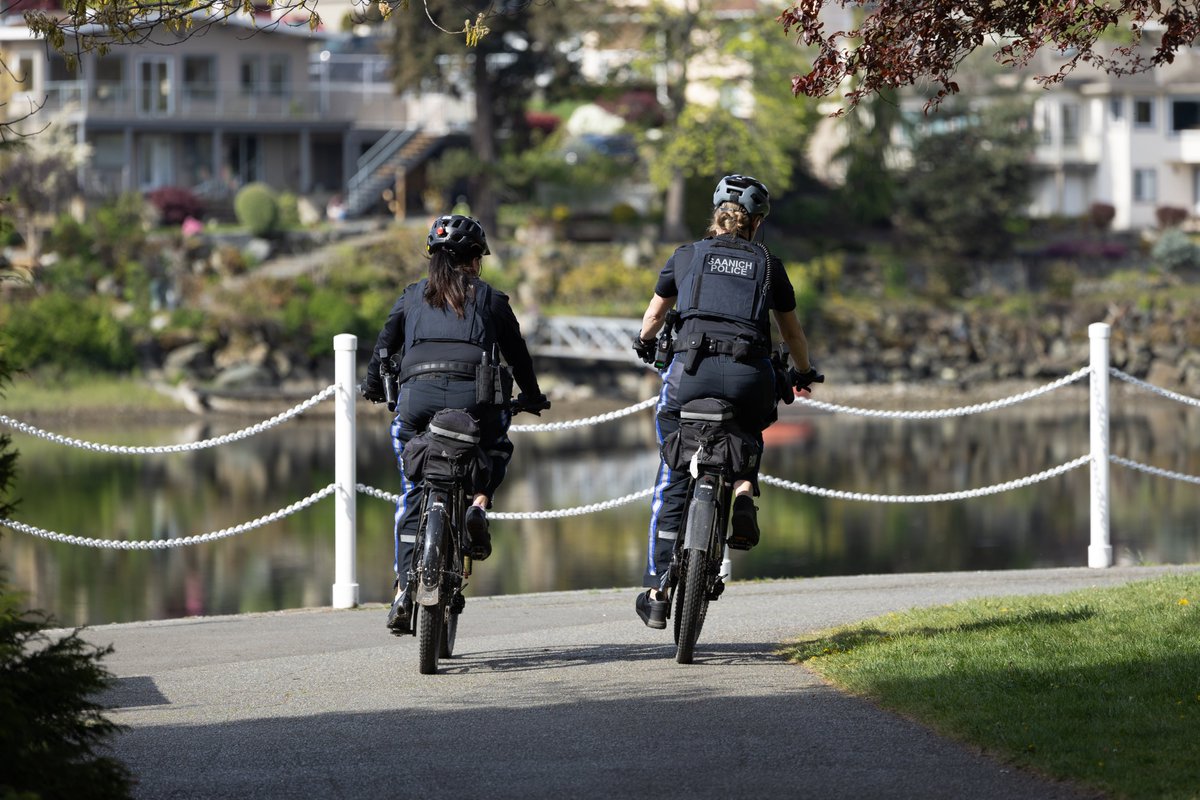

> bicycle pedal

[
  {"left": 450, "top": 593, "right": 465, "bottom": 615},
  {"left": 706, "top": 580, "right": 726, "bottom": 601}
]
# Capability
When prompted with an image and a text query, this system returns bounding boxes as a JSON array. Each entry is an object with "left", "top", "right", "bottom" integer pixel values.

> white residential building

[{"left": 1025, "top": 40, "right": 1200, "bottom": 230}]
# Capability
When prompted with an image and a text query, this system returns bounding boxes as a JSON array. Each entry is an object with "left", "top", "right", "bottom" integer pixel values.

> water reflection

[{"left": 2, "top": 390, "right": 1198, "bottom": 627}]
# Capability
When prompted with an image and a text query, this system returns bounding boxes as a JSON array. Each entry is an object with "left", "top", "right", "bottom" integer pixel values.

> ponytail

[
  {"left": 424, "top": 249, "right": 473, "bottom": 318},
  {"left": 706, "top": 202, "right": 756, "bottom": 239}
]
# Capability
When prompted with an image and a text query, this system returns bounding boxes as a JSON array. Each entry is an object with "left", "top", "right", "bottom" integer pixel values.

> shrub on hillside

[
  {"left": 0, "top": 293, "right": 135, "bottom": 372},
  {"left": 146, "top": 187, "right": 205, "bottom": 226},
  {"left": 1155, "top": 205, "right": 1188, "bottom": 229},
  {"left": 1088, "top": 202, "right": 1115, "bottom": 232},
  {"left": 1151, "top": 228, "right": 1199, "bottom": 272},
  {"left": 234, "top": 183, "right": 280, "bottom": 237},
  {"left": 276, "top": 191, "right": 301, "bottom": 229}
]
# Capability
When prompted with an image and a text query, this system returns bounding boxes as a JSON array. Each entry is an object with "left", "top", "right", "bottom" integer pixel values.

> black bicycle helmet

[
  {"left": 426, "top": 214, "right": 491, "bottom": 259},
  {"left": 713, "top": 174, "right": 770, "bottom": 218}
]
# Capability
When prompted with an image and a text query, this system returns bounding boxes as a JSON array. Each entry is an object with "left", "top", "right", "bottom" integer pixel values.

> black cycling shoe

[
  {"left": 636, "top": 590, "right": 669, "bottom": 629},
  {"left": 386, "top": 582, "right": 413, "bottom": 635},
  {"left": 465, "top": 505, "right": 492, "bottom": 561},
  {"left": 727, "top": 494, "right": 760, "bottom": 551}
]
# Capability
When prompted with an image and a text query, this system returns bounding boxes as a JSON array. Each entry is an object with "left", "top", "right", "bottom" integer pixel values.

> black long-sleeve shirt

[{"left": 364, "top": 280, "right": 541, "bottom": 399}]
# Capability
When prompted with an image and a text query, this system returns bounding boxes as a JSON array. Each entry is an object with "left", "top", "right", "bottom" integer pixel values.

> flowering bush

[{"left": 146, "top": 186, "right": 205, "bottom": 226}]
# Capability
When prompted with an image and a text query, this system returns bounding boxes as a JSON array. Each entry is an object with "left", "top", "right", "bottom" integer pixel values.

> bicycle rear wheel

[
  {"left": 417, "top": 504, "right": 448, "bottom": 674},
  {"left": 675, "top": 487, "right": 716, "bottom": 664},
  {"left": 440, "top": 596, "right": 459, "bottom": 658}
]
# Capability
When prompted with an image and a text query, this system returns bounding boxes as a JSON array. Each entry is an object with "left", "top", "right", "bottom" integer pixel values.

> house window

[
  {"left": 92, "top": 54, "right": 124, "bottom": 103},
  {"left": 47, "top": 55, "right": 78, "bottom": 81},
  {"left": 1172, "top": 100, "right": 1200, "bottom": 132},
  {"left": 1061, "top": 103, "right": 1080, "bottom": 145},
  {"left": 1109, "top": 97, "right": 1123, "bottom": 121},
  {"left": 14, "top": 56, "right": 34, "bottom": 89},
  {"left": 1037, "top": 103, "right": 1053, "bottom": 144},
  {"left": 1134, "top": 98, "right": 1155, "bottom": 128},
  {"left": 183, "top": 56, "right": 217, "bottom": 101},
  {"left": 267, "top": 54, "right": 290, "bottom": 97},
  {"left": 239, "top": 54, "right": 290, "bottom": 96},
  {"left": 239, "top": 56, "right": 262, "bottom": 95},
  {"left": 1133, "top": 168, "right": 1158, "bottom": 203},
  {"left": 138, "top": 58, "right": 172, "bottom": 114}
]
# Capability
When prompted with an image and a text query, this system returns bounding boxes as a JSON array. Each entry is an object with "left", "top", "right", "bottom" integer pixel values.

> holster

[
  {"left": 475, "top": 350, "right": 513, "bottom": 405},
  {"left": 683, "top": 332, "right": 705, "bottom": 375},
  {"left": 476, "top": 359, "right": 494, "bottom": 405}
]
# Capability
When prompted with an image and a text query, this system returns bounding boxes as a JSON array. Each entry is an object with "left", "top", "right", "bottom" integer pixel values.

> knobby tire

[
  {"left": 418, "top": 506, "right": 448, "bottom": 675},
  {"left": 676, "top": 548, "right": 709, "bottom": 664},
  {"left": 440, "top": 609, "right": 458, "bottom": 659}
]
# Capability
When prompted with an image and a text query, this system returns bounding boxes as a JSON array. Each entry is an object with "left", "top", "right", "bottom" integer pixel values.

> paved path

[{"left": 83, "top": 565, "right": 1199, "bottom": 799}]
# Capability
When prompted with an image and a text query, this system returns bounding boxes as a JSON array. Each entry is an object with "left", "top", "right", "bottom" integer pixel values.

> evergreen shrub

[{"left": 234, "top": 183, "right": 280, "bottom": 237}]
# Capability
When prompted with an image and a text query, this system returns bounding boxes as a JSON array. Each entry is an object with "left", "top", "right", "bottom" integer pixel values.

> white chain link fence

[{"left": 3, "top": 325, "right": 1199, "bottom": 563}]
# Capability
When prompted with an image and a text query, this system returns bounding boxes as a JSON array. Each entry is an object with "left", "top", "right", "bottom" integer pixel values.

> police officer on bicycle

[
  {"left": 361, "top": 214, "right": 550, "bottom": 635},
  {"left": 632, "top": 174, "right": 820, "bottom": 628}
]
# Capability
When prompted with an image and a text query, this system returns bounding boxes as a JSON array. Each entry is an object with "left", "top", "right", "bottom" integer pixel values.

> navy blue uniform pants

[
  {"left": 644, "top": 353, "right": 776, "bottom": 588},
  {"left": 389, "top": 376, "right": 513, "bottom": 580}
]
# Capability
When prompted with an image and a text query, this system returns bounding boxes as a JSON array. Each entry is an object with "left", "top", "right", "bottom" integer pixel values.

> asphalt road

[{"left": 81, "top": 565, "right": 1200, "bottom": 799}]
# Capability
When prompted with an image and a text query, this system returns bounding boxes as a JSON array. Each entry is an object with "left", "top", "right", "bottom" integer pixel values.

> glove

[
  {"left": 632, "top": 335, "right": 656, "bottom": 365},
  {"left": 775, "top": 367, "right": 795, "bottom": 405},
  {"left": 359, "top": 377, "right": 386, "bottom": 404},
  {"left": 515, "top": 392, "right": 551, "bottom": 416},
  {"left": 789, "top": 365, "right": 825, "bottom": 392}
]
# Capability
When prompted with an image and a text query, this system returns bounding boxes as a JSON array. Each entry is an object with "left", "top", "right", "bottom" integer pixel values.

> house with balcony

[
  {"left": 0, "top": 12, "right": 471, "bottom": 216},
  {"left": 1023, "top": 39, "right": 1200, "bottom": 231}
]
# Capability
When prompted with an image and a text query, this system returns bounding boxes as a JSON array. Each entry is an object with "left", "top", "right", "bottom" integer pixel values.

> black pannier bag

[
  {"left": 661, "top": 398, "right": 760, "bottom": 479},
  {"left": 401, "top": 408, "right": 492, "bottom": 493}
]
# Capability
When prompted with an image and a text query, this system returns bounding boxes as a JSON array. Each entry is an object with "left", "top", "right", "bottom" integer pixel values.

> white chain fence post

[
  {"left": 333, "top": 334, "right": 359, "bottom": 608},
  {"left": 1089, "top": 322, "right": 1113, "bottom": 568}
]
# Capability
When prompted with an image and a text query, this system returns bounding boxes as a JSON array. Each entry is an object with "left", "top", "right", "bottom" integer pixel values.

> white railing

[{"left": 3, "top": 323, "right": 1199, "bottom": 609}]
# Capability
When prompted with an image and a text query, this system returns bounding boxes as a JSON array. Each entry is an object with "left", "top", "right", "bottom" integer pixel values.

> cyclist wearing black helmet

[
  {"left": 361, "top": 213, "right": 550, "bottom": 635},
  {"left": 631, "top": 174, "right": 820, "bottom": 628}
]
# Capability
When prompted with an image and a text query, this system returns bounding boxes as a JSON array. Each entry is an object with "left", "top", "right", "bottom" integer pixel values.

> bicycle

[
  {"left": 659, "top": 398, "right": 744, "bottom": 664},
  {"left": 662, "top": 355, "right": 823, "bottom": 664},
  {"left": 397, "top": 399, "right": 544, "bottom": 675}
]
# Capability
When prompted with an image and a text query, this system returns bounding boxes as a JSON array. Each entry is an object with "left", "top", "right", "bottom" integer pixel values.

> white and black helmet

[
  {"left": 713, "top": 174, "right": 770, "bottom": 218},
  {"left": 426, "top": 214, "right": 491, "bottom": 259}
]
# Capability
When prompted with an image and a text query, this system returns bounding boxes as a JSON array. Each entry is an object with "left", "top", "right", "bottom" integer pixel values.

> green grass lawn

[
  {"left": 783, "top": 574, "right": 1200, "bottom": 800},
  {"left": 1, "top": 370, "right": 183, "bottom": 415}
]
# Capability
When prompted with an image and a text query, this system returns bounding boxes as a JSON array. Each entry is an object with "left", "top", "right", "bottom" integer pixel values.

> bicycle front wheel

[
  {"left": 418, "top": 597, "right": 445, "bottom": 674},
  {"left": 675, "top": 548, "right": 710, "bottom": 664}
]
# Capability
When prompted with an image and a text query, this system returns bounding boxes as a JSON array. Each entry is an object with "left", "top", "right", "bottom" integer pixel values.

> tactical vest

[
  {"left": 403, "top": 278, "right": 496, "bottom": 352},
  {"left": 675, "top": 237, "right": 770, "bottom": 333}
]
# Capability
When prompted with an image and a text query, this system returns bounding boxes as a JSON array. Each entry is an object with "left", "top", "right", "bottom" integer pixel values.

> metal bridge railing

[{"left": 4, "top": 323, "right": 1199, "bottom": 608}]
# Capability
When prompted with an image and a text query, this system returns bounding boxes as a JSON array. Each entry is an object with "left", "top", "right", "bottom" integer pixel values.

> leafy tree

[
  {"left": 833, "top": 89, "right": 903, "bottom": 229},
  {"left": 17, "top": 0, "right": 1200, "bottom": 125},
  {"left": 779, "top": 0, "right": 1200, "bottom": 110},
  {"left": 389, "top": 0, "right": 576, "bottom": 233},
  {"left": 895, "top": 101, "right": 1036, "bottom": 294},
  {"left": 650, "top": 105, "right": 792, "bottom": 218},
  {"left": 0, "top": 116, "right": 88, "bottom": 261},
  {"left": 621, "top": 2, "right": 819, "bottom": 238}
]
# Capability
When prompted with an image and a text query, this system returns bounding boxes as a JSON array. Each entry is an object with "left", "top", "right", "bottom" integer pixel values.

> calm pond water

[{"left": 3, "top": 386, "right": 1199, "bottom": 627}]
